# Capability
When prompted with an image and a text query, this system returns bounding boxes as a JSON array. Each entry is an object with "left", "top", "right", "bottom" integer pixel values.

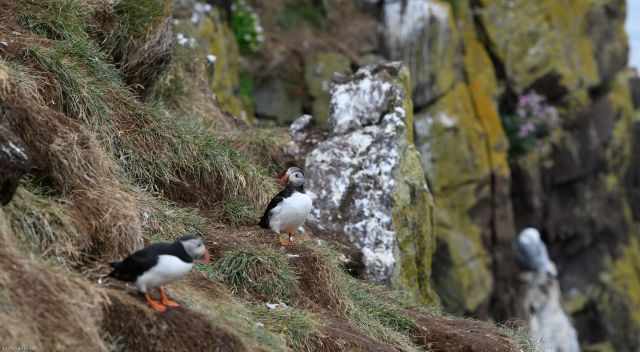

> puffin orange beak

[
  {"left": 278, "top": 173, "right": 289, "bottom": 187},
  {"left": 197, "top": 249, "right": 210, "bottom": 264}
]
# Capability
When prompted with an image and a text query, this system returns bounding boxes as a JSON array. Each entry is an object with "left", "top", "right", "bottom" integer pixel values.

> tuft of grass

[
  {"left": 306, "top": 242, "right": 422, "bottom": 351},
  {"left": 17, "top": 0, "right": 90, "bottom": 41},
  {"left": 26, "top": 44, "right": 118, "bottom": 132},
  {"left": 222, "top": 200, "right": 257, "bottom": 226},
  {"left": 120, "top": 107, "right": 277, "bottom": 207},
  {"left": 213, "top": 247, "right": 299, "bottom": 302},
  {"left": 251, "top": 304, "right": 322, "bottom": 351},
  {"left": 227, "top": 127, "right": 290, "bottom": 176},
  {"left": 137, "top": 194, "right": 206, "bottom": 242},
  {"left": 4, "top": 185, "right": 83, "bottom": 266},
  {"left": 113, "top": 0, "right": 167, "bottom": 37},
  {"left": 498, "top": 321, "right": 538, "bottom": 352}
]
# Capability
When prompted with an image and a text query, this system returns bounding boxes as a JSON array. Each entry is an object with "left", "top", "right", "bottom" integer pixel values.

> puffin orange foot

[
  {"left": 279, "top": 235, "right": 292, "bottom": 247},
  {"left": 145, "top": 293, "right": 167, "bottom": 312},
  {"left": 159, "top": 287, "right": 180, "bottom": 308}
]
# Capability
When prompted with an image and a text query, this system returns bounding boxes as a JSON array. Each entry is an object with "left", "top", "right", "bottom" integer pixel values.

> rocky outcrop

[
  {"left": 304, "top": 63, "right": 437, "bottom": 302},
  {"left": 0, "top": 124, "right": 30, "bottom": 206}
]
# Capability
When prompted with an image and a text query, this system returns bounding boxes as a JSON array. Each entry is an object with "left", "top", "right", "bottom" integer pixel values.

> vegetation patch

[
  {"left": 230, "top": 0, "right": 264, "bottom": 54},
  {"left": 4, "top": 185, "right": 83, "bottom": 266},
  {"left": 251, "top": 304, "right": 323, "bottom": 351},
  {"left": 213, "top": 246, "right": 298, "bottom": 302},
  {"left": 501, "top": 91, "right": 560, "bottom": 158}
]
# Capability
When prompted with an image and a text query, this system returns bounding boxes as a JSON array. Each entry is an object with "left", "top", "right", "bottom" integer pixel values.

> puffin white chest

[
  {"left": 269, "top": 191, "right": 312, "bottom": 233},
  {"left": 135, "top": 255, "right": 193, "bottom": 292}
]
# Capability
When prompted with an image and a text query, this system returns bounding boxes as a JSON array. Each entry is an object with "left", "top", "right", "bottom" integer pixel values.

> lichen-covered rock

[
  {"left": 0, "top": 124, "right": 30, "bottom": 206},
  {"left": 521, "top": 271, "right": 580, "bottom": 352},
  {"left": 510, "top": 73, "right": 640, "bottom": 351},
  {"left": 254, "top": 78, "right": 303, "bottom": 124},
  {"left": 304, "top": 63, "right": 437, "bottom": 302},
  {"left": 304, "top": 52, "right": 351, "bottom": 127},
  {"left": 475, "top": 0, "right": 600, "bottom": 102},
  {"left": 382, "top": 0, "right": 461, "bottom": 109},
  {"left": 173, "top": 1, "right": 250, "bottom": 121},
  {"left": 414, "top": 82, "right": 495, "bottom": 314}
]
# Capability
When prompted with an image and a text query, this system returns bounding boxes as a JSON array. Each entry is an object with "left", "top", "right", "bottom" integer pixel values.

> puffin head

[
  {"left": 177, "top": 234, "right": 210, "bottom": 264},
  {"left": 519, "top": 227, "right": 542, "bottom": 246},
  {"left": 279, "top": 166, "right": 305, "bottom": 187}
]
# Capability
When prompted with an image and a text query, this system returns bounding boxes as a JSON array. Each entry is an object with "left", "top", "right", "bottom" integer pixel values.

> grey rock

[
  {"left": 304, "top": 63, "right": 433, "bottom": 285},
  {"left": 254, "top": 78, "right": 303, "bottom": 124}
]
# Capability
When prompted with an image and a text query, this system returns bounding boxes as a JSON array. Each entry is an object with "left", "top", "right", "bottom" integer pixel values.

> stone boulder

[{"left": 304, "top": 62, "right": 437, "bottom": 302}]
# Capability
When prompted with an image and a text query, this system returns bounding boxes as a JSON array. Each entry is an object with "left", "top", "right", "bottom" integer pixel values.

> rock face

[
  {"left": 382, "top": 0, "right": 461, "bottom": 109},
  {"left": 305, "top": 63, "right": 437, "bottom": 302},
  {"left": 174, "top": 0, "right": 250, "bottom": 121},
  {"left": 0, "top": 124, "right": 30, "bottom": 206},
  {"left": 247, "top": 0, "right": 639, "bottom": 350},
  {"left": 522, "top": 272, "right": 580, "bottom": 352}
]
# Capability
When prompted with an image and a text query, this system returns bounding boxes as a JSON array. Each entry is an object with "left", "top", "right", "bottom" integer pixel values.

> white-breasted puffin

[
  {"left": 108, "top": 234, "right": 210, "bottom": 312},
  {"left": 259, "top": 167, "right": 313, "bottom": 246}
]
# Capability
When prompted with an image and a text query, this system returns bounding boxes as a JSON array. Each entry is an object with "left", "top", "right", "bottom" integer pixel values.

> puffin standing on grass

[
  {"left": 108, "top": 234, "right": 210, "bottom": 312},
  {"left": 260, "top": 167, "right": 313, "bottom": 246}
]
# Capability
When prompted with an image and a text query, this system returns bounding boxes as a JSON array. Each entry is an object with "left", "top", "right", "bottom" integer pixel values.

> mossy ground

[{"left": 0, "top": 0, "right": 531, "bottom": 351}]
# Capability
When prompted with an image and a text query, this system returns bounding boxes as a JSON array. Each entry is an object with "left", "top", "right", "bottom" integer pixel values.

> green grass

[
  {"left": 113, "top": 0, "right": 166, "bottom": 37},
  {"left": 4, "top": 185, "right": 82, "bottom": 266},
  {"left": 17, "top": 0, "right": 90, "bottom": 41},
  {"left": 212, "top": 247, "right": 298, "bottom": 302},
  {"left": 305, "top": 242, "right": 423, "bottom": 351},
  {"left": 251, "top": 304, "right": 322, "bottom": 351},
  {"left": 138, "top": 194, "right": 206, "bottom": 242},
  {"left": 22, "top": 22, "right": 276, "bottom": 209},
  {"left": 222, "top": 200, "right": 257, "bottom": 226}
]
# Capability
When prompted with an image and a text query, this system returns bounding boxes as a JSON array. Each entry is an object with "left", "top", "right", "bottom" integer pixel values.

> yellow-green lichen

[
  {"left": 477, "top": 0, "right": 600, "bottom": 97},
  {"left": 391, "top": 144, "right": 439, "bottom": 304},
  {"left": 196, "top": 11, "right": 251, "bottom": 122}
]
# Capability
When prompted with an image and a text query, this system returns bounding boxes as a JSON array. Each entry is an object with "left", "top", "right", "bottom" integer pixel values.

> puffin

[
  {"left": 259, "top": 167, "right": 313, "bottom": 246},
  {"left": 108, "top": 234, "right": 210, "bottom": 312},
  {"left": 515, "top": 227, "right": 557, "bottom": 277}
]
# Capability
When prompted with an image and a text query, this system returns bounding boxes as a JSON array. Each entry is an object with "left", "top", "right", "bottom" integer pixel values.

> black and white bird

[
  {"left": 108, "top": 235, "right": 210, "bottom": 312},
  {"left": 515, "top": 227, "right": 557, "bottom": 277},
  {"left": 259, "top": 167, "right": 313, "bottom": 246}
]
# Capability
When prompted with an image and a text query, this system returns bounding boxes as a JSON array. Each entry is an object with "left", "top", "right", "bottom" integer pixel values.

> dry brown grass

[
  {"left": 102, "top": 289, "right": 248, "bottom": 352},
  {"left": 0, "top": 208, "right": 108, "bottom": 352},
  {"left": 0, "top": 58, "right": 144, "bottom": 262}
]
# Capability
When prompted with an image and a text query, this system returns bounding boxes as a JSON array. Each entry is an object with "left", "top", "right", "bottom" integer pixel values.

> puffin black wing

[
  {"left": 259, "top": 188, "right": 294, "bottom": 229},
  {"left": 108, "top": 243, "right": 177, "bottom": 282}
]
